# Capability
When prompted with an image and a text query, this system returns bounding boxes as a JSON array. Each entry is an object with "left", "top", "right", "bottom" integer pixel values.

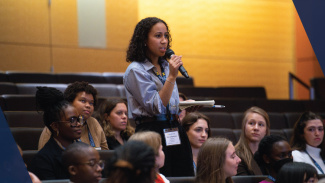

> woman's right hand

[{"left": 168, "top": 54, "right": 183, "bottom": 78}]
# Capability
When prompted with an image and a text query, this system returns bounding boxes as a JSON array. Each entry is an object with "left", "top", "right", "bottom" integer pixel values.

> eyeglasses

[
  {"left": 58, "top": 115, "right": 85, "bottom": 126},
  {"left": 78, "top": 160, "right": 105, "bottom": 169}
]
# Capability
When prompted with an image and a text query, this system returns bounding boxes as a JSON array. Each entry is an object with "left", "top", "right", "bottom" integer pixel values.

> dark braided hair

[
  {"left": 254, "top": 135, "right": 287, "bottom": 174},
  {"left": 126, "top": 17, "right": 171, "bottom": 63},
  {"left": 105, "top": 141, "right": 155, "bottom": 183},
  {"left": 36, "top": 86, "right": 70, "bottom": 133},
  {"left": 64, "top": 81, "right": 98, "bottom": 107}
]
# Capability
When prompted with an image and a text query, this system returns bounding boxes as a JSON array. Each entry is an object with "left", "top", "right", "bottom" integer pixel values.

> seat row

[
  {"left": 0, "top": 83, "right": 127, "bottom": 97},
  {"left": 4, "top": 110, "right": 315, "bottom": 130},
  {"left": 1, "top": 94, "right": 325, "bottom": 113},
  {"left": 11, "top": 126, "right": 293, "bottom": 151},
  {"left": 0, "top": 71, "right": 194, "bottom": 86}
]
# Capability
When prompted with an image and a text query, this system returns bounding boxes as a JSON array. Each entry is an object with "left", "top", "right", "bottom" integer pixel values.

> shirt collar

[{"left": 141, "top": 58, "right": 168, "bottom": 71}]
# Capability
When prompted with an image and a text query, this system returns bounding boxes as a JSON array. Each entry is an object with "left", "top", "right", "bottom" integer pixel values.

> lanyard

[
  {"left": 154, "top": 64, "right": 172, "bottom": 123},
  {"left": 87, "top": 124, "right": 96, "bottom": 147},
  {"left": 267, "top": 175, "right": 276, "bottom": 182},
  {"left": 305, "top": 150, "right": 325, "bottom": 174}
]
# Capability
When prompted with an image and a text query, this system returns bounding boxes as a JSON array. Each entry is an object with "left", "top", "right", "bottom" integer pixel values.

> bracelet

[{"left": 165, "top": 79, "right": 175, "bottom": 85}]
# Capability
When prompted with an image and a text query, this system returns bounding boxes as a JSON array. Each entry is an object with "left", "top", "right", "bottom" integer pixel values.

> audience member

[
  {"left": 62, "top": 142, "right": 104, "bottom": 183},
  {"left": 254, "top": 135, "right": 293, "bottom": 183},
  {"left": 275, "top": 162, "right": 319, "bottom": 183},
  {"left": 38, "top": 81, "right": 108, "bottom": 150},
  {"left": 178, "top": 92, "right": 188, "bottom": 122},
  {"left": 291, "top": 111, "right": 325, "bottom": 174},
  {"left": 195, "top": 137, "right": 241, "bottom": 183},
  {"left": 129, "top": 131, "right": 169, "bottom": 183},
  {"left": 29, "top": 87, "right": 83, "bottom": 180},
  {"left": 104, "top": 140, "right": 156, "bottom": 183},
  {"left": 124, "top": 16, "right": 199, "bottom": 176},
  {"left": 94, "top": 98, "right": 134, "bottom": 149},
  {"left": 181, "top": 112, "right": 211, "bottom": 174},
  {"left": 235, "top": 106, "right": 270, "bottom": 175}
]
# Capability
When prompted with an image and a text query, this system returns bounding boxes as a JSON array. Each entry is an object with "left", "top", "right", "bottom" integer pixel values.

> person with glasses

[
  {"left": 94, "top": 98, "right": 134, "bottom": 150},
  {"left": 275, "top": 162, "right": 319, "bottom": 183},
  {"left": 62, "top": 142, "right": 104, "bottom": 183},
  {"left": 291, "top": 111, "right": 325, "bottom": 174},
  {"left": 38, "top": 81, "right": 108, "bottom": 150},
  {"left": 29, "top": 87, "right": 83, "bottom": 180},
  {"left": 254, "top": 135, "right": 293, "bottom": 183}
]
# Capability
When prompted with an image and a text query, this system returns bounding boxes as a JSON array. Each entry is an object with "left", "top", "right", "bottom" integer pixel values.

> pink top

[{"left": 259, "top": 180, "right": 273, "bottom": 183}]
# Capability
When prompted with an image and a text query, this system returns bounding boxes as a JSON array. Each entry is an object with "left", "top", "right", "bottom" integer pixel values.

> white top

[
  {"left": 292, "top": 144, "right": 325, "bottom": 174},
  {"left": 158, "top": 173, "right": 170, "bottom": 183}
]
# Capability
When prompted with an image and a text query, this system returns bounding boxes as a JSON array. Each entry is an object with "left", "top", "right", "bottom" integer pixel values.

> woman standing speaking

[{"left": 123, "top": 17, "right": 195, "bottom": 177}]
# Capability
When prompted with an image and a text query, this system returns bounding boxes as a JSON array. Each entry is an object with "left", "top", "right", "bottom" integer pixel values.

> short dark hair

[
  {"left": 64, "top": 81, "right": 98, "bottom": 106},
  {"left": 254, "top": 135, "right": 287, "bottom": 174},
  {"left": 105, "top": 141, "right": 155, "bottom": 183},
  {"left": 62, "top": 142, "right": 92, "bottom": 169},
  {"left": 275, "top": 162, "right": 318, "bottom": 183},
  {"left": 126, "top": 17, "right": 171, "bottom": 63}
]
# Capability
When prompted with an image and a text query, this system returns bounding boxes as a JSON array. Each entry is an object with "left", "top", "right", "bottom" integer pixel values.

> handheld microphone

[{"left": 165, "top": 49, "right": 189, "bottom": 78}]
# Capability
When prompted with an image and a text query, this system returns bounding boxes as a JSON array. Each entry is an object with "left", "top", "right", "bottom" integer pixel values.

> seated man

[{"left": 62, "top": 142, "right": 104, "bottom": 183}]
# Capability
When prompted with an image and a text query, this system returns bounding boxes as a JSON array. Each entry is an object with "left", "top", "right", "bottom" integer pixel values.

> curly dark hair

[
  {"left": 64, "top": 81, "right": 98, "bottom": 107},
  {"left": 36, "top": 86, "right": 70, "bottom": 133},
  {"left": 126, "top": 17, "right": 172, "bottom": 62}
]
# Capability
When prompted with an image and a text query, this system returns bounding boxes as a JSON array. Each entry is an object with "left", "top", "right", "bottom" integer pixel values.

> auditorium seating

[
  {"left": 0, "top": 82, "right": 18, "bottom": 95},
  {"left": 210, "top": 128, "right": 238, "bottom": 144},
  {"left": 1, "top": 94, "right": 37, "bottom": 111},
  {"left": 103, "top": 72, "right": 124, "bottom": 84},
  {"left": 232, "top": 175, "right": 267, "bottom": 183},
  {"left": 56, "top": 72, "right": 106, "bottom": 83},
  {"left": 310, "top": 77, "right": 325, "bottom": 100},
  {"left": 16, "top": 83, "right": 67, "bottom": 95},
  {"left": 6, "top": 71, "right": 57, "bottom": 83},
  {"left": 22, "top": 150, "right": 38, "bottom": 169},
  {"left": 11, "top": 127, "right": 43, "bottom": 150},
  {"left": 4, "top": 111, "right": 44, "bottom": 128}
]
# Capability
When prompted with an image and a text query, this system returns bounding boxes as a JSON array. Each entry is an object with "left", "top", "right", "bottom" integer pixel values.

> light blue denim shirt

[{"left": 123, "top": 59, "right": 179, "bottom": 119}]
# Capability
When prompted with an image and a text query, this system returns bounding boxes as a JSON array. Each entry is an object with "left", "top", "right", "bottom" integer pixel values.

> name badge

[{"left": 163, "top": 128, "right": 181, "bottom": 146}]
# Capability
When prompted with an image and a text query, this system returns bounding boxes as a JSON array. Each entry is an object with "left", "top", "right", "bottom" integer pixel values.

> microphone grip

[
  {"left": 179, "top": 66, "right": 189, "bottom": 78},
  {"left": 170, "top": 54, "right": 189, "bottom": 79}
]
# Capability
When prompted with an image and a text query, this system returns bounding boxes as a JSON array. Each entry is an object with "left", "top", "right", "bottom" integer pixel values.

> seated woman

[
  {"left": 129, "top": 131, "right": 169, "bottom": 183},
  {"left": 235, "top": 106, "right": 270, "bottom": 175},
  {"left": 195, "top": 137, "right": 241, "bottom": 183},
  {"left": 275, "top": 162, "right": 319, "bottom": 183},
  {"left": 104, "top": 140, "right": 156, "bottom": 183},
  {"left": 291, "top": 111, "right": 325, "bottom": 174},
  {"left": 29, "top": 87, "right": 83, "bottom": 180},
  {"left": 94, "top": 98, "right": 135, "bottom": 149},
  {"left": 38, "top": 81, "right": 108, "bottom": 150},
  {"left": 254, "top": 135, "right": 293, "bottom": 183},
  {"left": 62, "top": 142, "right": 104, "bottom": 183},
  {"left": 181, "top": 112, "right": 211, "bottom": 174}
]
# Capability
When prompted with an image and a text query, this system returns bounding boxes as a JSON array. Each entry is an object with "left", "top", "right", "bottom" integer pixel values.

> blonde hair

[
  {"left": 95, "top": 98, "right": 134, "bottom": 138},
  {"left": 234, "top": 106, "right": 270, "bottom": 172},
  {"left": 195, "top": 138, "right": 233, "bottom": 183},
  {"left": 129, "top": 131, "right": 161, "bottom": 155}
]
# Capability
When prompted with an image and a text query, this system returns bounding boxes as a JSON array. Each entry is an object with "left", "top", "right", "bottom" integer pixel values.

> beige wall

[{"left": 0, "top": 0, "right": 321, "bottom": 99}]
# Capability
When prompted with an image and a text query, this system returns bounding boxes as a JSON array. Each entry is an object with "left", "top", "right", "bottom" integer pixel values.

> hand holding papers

[{"left": 179, "top": 100, "right": 225, "bottom": 110}]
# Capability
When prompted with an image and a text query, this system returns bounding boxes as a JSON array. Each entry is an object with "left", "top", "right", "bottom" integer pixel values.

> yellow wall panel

[
  {"left": 52, "top": 47, "right": 129, "bottom": 73},
  {"left": 0, "top": 44, "right": 51, "bottom": 71},
  {"left": 51, "top": 0, "right": 78, "bottom": 46},
  {"left": 139, "top": 0, "right": 295, "bottom": 99},
  {"left": 0, "top": 0, "right": 49, "bottom": 44}
]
